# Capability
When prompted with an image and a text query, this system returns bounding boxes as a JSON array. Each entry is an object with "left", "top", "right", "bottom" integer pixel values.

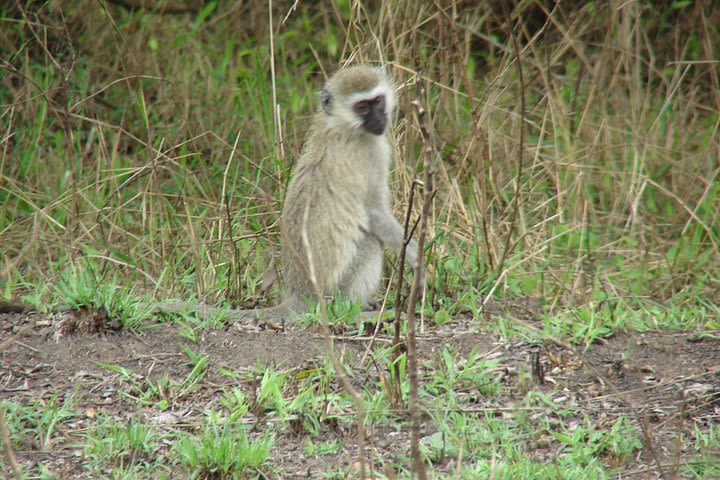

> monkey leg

[{"left": 338, "top": 239, "right": 383, "bottom": 309}]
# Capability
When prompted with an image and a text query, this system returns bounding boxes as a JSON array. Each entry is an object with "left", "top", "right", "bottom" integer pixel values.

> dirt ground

[{"left": 1, "top": 305, "right": 719, "bottom": 479}]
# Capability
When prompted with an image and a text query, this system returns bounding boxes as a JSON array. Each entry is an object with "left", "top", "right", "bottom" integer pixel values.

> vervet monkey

[{"left": 277, "top": 65, "right": 420, "bottom": 317}]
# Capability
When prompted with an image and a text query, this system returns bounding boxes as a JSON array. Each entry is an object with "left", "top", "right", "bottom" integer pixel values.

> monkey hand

[{"left": 405, "top": 238, "right": 426, "bottom": 290}]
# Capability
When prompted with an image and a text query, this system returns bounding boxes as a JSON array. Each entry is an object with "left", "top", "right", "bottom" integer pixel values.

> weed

[
  {"left": 219, "top": 388, "right": 250, "bottom": 423},
  {"left": 94, "top": 359, "right": 207, "bottom": 411},
  {"left": 1, "top": 394, "right": 78, "bottom": 451},
  {"left": 51, "top": 258, "right": 153, "bottom": 330},
  {"left": 174, "top": 422, "right": 273, "bottom": 479},
  {"left": 425, "top": 347, "right": 502, "bottom": 399},
  {"left": 84, "top": 415, "right": 160, "bottom": 467}
]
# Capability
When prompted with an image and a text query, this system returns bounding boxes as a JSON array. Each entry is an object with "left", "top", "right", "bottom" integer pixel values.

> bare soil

[{"left": 1, "top": 305, "right": 718, "bottom": 479}]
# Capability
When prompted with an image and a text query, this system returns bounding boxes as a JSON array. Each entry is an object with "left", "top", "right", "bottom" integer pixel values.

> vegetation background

[
  {"left": 1, "top": 0, "right": 719, "bottom": 479},
  {"left": 3, "top": 1, "right": 720, "bottom": 321}
]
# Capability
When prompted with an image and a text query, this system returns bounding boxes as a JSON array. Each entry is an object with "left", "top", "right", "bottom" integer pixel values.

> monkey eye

[
  {"left": 371, "top": 95, "right": 385, "bottom": 108},
  {"left": 353, "top": 100, "right": 371, "bottom": 116}
]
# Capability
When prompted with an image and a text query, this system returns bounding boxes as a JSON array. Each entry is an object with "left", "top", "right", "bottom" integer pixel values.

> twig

[
  {"left": 375, "top": 180, "right": 421, "bottom": 407},
  {"left": 69, "top": 75, "right": 169, "bottom": 112},
  {"left": 268, "top": 0, "right": 284, "bottom": 162},
  {"left": 442, "top": 9, "right": 496, "bottom": 270},
  {"left": 281, "top": 0, "right": 300, "bottom": 25},
  {"left": 407, "top": 72, "right": 434, "bottom": 480},
  {"left": 393, "top": 180, "right": 420, "bottom": 348},
  {"left": 495, "top": 7, "right": 526, "bottom": 277},
  {"left": 224, "top": 191, "right": 241, "bottom": 300}
]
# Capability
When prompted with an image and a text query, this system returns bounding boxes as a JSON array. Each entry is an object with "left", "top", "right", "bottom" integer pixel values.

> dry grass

[{"left": 1, "top": 1, "right": 718, "bottom": 318}]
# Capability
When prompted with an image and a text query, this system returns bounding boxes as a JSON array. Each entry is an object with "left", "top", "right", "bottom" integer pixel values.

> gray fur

[{"left": 276, "top": 65, "right": 419, "bottom": 317}]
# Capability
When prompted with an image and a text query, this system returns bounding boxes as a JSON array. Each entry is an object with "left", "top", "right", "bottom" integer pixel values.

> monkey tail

[
  {"left": 252, "top": 296, "right": 307, "bottom": 324},
  {"left": 154, "top": 296, "right": 306, "bottom": 327}
]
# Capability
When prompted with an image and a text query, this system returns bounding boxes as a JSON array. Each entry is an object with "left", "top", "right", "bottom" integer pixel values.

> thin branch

[
  {"left": 407, "top": 72, "right": 433, "bottom": 480},
  {"left": 496, "top": 9, "right": 526, "bottom": 277},
  {"left": 393, "top": 180, "right": 420, "bottom": 349},
  {"left": 224, "top": 191, "right": 241, "bottom": 300},
  {"left": 268, "top": 0, "right": 284, "bottom": 162}
]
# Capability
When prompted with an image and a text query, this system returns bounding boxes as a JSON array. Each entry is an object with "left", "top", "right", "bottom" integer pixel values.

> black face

[{"left": 354, "top": 94, "right": 387, "bottom": 135}]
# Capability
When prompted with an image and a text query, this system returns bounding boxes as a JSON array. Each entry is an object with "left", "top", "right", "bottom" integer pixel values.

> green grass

[
  {"left": 174, "top": 421, "right": 273, "bottom": 479},
  {"left": 3, "top": 343, "right": 716, "bottom": 477},
  {"left": 2, "top": 394, "right": 79, "bottom": 452},
  {"left": 83, "top": 416, "right": 161, "bottom": 469},
  {"left": 93, "top": 354, "right": 208, "bottom": 411}
]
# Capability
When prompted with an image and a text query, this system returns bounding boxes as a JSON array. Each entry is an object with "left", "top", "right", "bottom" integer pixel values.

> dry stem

[{"left": 406, "top": 71, "right": 434, "bottom": 480}]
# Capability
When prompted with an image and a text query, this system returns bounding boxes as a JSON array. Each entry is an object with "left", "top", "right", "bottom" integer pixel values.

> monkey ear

[{"left": 320, "top": 88, "right": 332, "bottom": 114}]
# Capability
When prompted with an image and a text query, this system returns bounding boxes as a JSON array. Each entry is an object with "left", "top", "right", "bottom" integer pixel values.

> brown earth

[{"left": 1, "top": 305, "right": 718, "bottom": 479}]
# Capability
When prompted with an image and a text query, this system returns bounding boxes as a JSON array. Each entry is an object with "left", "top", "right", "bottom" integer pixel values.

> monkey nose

[{"left": 364, "top": 109, "right": 387, "bottom": 135}]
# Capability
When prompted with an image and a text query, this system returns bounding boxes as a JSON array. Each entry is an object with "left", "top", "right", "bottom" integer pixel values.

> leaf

[{"left": 192, "top": 1, "right": 217, "bottom": 30}]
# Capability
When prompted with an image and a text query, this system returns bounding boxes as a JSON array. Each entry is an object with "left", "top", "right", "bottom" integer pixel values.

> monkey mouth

[{"left": 363, "top": 111, "right": 387, "bottom": 135}]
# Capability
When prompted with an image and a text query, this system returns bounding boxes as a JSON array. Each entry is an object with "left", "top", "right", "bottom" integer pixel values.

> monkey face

[
  {"left": 320, "top": 66, "right": 396, "bottom": 136},
  {"left": 354, "top": 95, "right": 387, "bottom": 135}
]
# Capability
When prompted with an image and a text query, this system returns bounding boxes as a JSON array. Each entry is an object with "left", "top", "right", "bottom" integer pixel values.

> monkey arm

[{"left": 367, "top": 208, "right": 419, "bottom": 267}]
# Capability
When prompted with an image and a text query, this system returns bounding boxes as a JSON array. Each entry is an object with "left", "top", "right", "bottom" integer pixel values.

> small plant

[
  {"left": 84, "top": 415, "right": 159, "bottom": 467},
  {"left": 95, "top": 359, "right": 208, "bottom": 410},
  {"left": 287, "top": 359, "right": 351, "bottom": 435},
  {"left": 302, "top": 438, "right": 341, "bottom": 455},
  {"left": 178, "top": 345, "right": 210, "bottom": 396},
  {"left": 254, "top": 367, "right": 290, "bottom": 419},
  {"left": 219, "top": 387, "right": 250, "bottom": 423},
  {"left": 550, "top": 416, "right": 643, "bottom": 467},
  {"left": 52, "top": 258, "right": 152, "bottom": 331},
  {"left": 293, "top": 297, "right": 363, "bottom": 330},
  {"left": 378, "top": 349, "right": 408, "bottom": 411},
  {"left": 174, "top": 422, "right": 273, "bottom": 479},
  {"left": 133, "top": 373, "right": 174, "bottom": 411},
  {"left": 425, "top": 347, "right": 501, "bottom": 398},
  {"left": 167, "top": 304, "right": 231, "bottom": 341},
  {"left": 2, "top": 394, "right": 78, "bottom": 450},
  {"left": 176, "top": 313, "right": 203, "bottom": 343}
]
